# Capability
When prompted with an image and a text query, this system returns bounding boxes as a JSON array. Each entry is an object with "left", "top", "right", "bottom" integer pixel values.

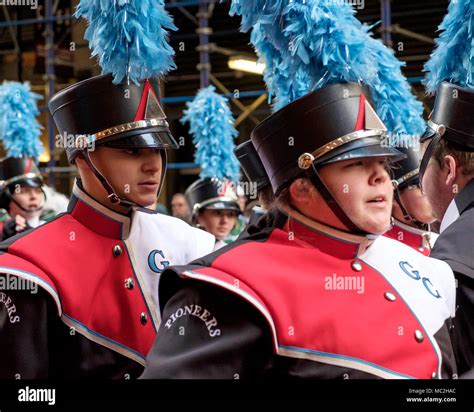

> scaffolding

[{"left": 0, "top": 0, "right": 439, "bottom": 185}]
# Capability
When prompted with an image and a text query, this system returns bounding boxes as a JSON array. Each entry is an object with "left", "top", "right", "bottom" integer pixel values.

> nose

[
  {"left": 142, "top": 149, "right": 162, "bottom": 174},
  {"left": 220, "top": 213, "right": 230, "bottom": 224},
  {"left": 368, "top": 160, "right": 389, "bottom": 186}
]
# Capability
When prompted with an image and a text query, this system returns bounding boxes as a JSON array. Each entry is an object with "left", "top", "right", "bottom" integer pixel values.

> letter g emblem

[{"left": 148, "top": 250, "right": 170, "bottom": 273}]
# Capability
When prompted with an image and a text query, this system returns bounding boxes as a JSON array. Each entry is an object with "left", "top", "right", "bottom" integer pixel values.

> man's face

[
  {"left": 87, "top": 146, "right": 163, "bottom": 208},
  {"left": 197, "top": 208, "right": 237, "bottom": 240},
  {"left": 419, "top": 139, "right": 456, "bottom": 222},
  {"left": 315, "top": 157, "right": 394, "bottom": 234},
  {"left": 171, "top": 194, "right": 190, "bottom": 219},
  {"left": 421, "top": 157, "right": 452, "bottom": 222},
  {"left": 9, "top": 186, "right": 44, "bottom": 219}
]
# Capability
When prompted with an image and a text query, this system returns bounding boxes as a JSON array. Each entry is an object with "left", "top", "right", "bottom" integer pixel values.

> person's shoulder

[
  {"left": 375, "top": 235, "right": 453, "bottom": 274},
  {"left": 150, "top": 213, "right": 215, "bottom": 249},
  {"left": 440, "top": 208, "right": 474, "bottom": 241},
  {"left": 432, "top": 222, "right": 474, "bottom": 280},
  {"left": 0, "top": 212, "right": 69, "bottom": 250},
  {"left": 0, "top": 251, "right": 62, "bottom": 315}
]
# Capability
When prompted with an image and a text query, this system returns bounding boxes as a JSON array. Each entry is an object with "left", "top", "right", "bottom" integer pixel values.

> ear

[
  {"left": 443, "top": 155, "right": 458, "bottom": 188},
  {"left": 74, "top": 155, "right": 85, "bottom": 169},
  {"left": 289, "top": 178, "right": 313, "bottom": 205}
]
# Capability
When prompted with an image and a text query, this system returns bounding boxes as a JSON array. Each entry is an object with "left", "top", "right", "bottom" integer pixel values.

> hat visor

[
  {"left": 11, "top": 177, "right": 43, "bottom": 188},
  {"left": 420, "top": 126, "right": 436, "bottom": 143},
  {"left": 397, "top": 173, "right": 420, "bottom": 190},
  {"left": 316, "top": 137, "right": 406, "bottom": 166},
  {"left": 404, "top": 174, "right": 420, "bottom": 187},
  {"left": 99, "top": 129, "right": 179, "bottom": 150},
  {"left": 203, "top": 201, "right": 241, "bottom": 214}
]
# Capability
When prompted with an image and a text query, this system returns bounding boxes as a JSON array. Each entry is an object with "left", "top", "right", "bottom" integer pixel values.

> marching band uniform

[
  {"left": 142, "top": 84, "right": 457, "bottom": 380},
  {"left": 385, "top": 219, "right": 437, "bottom": 256},
  {"left": 0, "top": 74, "right": 215, "bottom": 379}
]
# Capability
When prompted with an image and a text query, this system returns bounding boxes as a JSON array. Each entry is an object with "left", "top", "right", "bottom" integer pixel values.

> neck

[
  {"left": 27, "top": 215, "right": 41, "bottom": 227},
  {"left": 280, "top": 204, "right": 377, "bottom": 251}
]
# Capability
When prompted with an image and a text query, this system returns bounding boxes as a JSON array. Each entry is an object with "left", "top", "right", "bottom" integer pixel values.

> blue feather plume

[
  {"left": 0, "top": 81, "right": 44, "bottom": 160},
  {"left": 230, "top": 0, "right": 425, "bottom": 139},
  {"left": 75, "top": 0, "right": 177, "bottom": 85},
  {"left": 424, "top": 0, "right": 474, "bottom": 94},
  {"left": 181, "top": 86, "right": 241, "bottom": 182}
]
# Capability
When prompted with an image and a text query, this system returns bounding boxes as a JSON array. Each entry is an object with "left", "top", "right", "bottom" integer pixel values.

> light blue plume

[
  {"left": 75, "top": 0, "right": 177, "bottom": 85},
  {"left": 424, "top": 0, "right": 474, "bottom": 94},
  {"left": 181, "top": 85, "right": 241, "bottom": 182},
  {"left": 231, "top": 0, "right": 425, "bottom": 138},
  {"left": 0, "top": 81, "right": 44, "bottom": 160}
]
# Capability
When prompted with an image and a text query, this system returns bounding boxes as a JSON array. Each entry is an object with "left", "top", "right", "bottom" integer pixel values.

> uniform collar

[
  {"left": 280, "top": 206, "right": 377, "bottom": 258},
  {"left": 67, "top": 179, "right": 132, "bottom": 239},
  {"left": 440, "top": 179, "right": 474, "bottom": 233},
  {"left": 392, "top": 219, "right": 430, "bottom": 237}
]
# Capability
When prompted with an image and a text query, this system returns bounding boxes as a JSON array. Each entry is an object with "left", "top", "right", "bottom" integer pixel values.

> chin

[
  {"left": 132, "top": 196, "right": 156, "bottom": 207},
  {"left": 362, "top": 219, "right": 391, "bottom": 235},
  {"left": 415, "top": 214, "right": 436, "bottom": 225}
]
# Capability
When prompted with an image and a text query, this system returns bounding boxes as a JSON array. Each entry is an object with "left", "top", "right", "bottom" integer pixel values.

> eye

[
  {"left": 123, "top": 148, "right": 140, "bottom": 155},
  {"left": 345, "top": 160, "right": 363, "bottom": 168}
]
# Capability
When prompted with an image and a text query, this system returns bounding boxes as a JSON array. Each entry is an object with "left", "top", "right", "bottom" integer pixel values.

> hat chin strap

[
  {"left": 392, "top": 185, "right": 427, "bottom": 230},
  {"left": 81, "top": 150, "right": 166, "bottom": 210},
  {"left": 307, "top": 164, "right": 369, "bottom": 236}
]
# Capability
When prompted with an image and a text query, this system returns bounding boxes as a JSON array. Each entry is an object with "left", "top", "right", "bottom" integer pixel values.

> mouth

[
  {"left": 138, "top": 180, "right": 160, "bottom": 187},
  {"left": 366, "top": 195, "right": 388, "bottom": 207}
]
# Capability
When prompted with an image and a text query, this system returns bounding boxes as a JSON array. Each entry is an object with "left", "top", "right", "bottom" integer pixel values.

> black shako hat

[
  {"left": 421, "top": 81, "right": 474, "bottom": 149},
  {"left": 49, "top": 73, "right": 178, "bottom": 163},
  {"left": 0, "top": 157, "right": 43, "bottom": 188},
  {"left": 0, "top": 156, "right": 44, "bottom": 211},
  {"left": 234, "top": 140, "right": 270, "bottom": 191},
  {"left": 185, "top": 177, "right": 241, "bottom": 220},
  {"left": 392, "top": 146, "right": 421, "bottom": 189},
  {"left": 420, "top": 82, "right": 474, "bottom": 182},
  {"left": 250, "top": 82, "right": 405, "bottom": 196}
]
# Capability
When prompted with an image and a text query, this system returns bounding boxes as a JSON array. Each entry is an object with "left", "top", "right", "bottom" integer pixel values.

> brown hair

[{"left": 432, "top": 139, "right": 474, "bottom": 175}]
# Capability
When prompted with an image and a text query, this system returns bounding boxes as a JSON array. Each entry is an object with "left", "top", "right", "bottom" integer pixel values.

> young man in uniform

[
  {"left": 0, "top": 74, "right": 215, "bottom": 379},
  {"left": 385, "top": 146, "right": 438, "bottom": 255},
  {"left": 142, "top": 83, "right": 457, "bottom": 379}
]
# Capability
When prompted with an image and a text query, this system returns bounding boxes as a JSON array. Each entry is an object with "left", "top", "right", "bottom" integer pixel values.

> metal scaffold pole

[
  {"left": 197, "top": 0, "right": 211, "bottom": 88},
  {"left": 44, "top": 0, "right": 56, "bottom": 187},
  {"left": 381, "top": 0, "right": 393, "bottom": 47}
]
